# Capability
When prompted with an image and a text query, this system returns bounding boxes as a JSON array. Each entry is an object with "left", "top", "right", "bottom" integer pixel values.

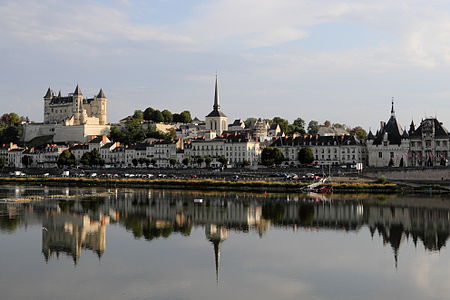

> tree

[
  {"left": 144, "top": 158, "right": 151, "bottom": 167},
  {"left": 290, "top": 118, "right": 306, "bottom": 135},
  {"left": 151, "top": 110, "right": 164, "bottom": 123},
  {"left": 324, "top": 120, "right": 331, "bottom": 127},
  {"left": 261, "top": 147, "right": 285, "bottom": 166},
  {"left": 172, "top": 113, "right": 182, "bottom": 123},
  {"left": 80, "top": 149, "right": 104, "bottom": 167},
  {"left": 161, "top": 110, "right": 173, "bottom": 123},
  {"left": 22, "top": 155, "right": 33, "bottom": 168},
  {"left": 244, "top": 117, "right": 257, "bottom": 128},
  {"left": 143, "top": 107, "right": 155, "bottom": 121},
  {"left": 151, "top": 159, "right": 157, "bottom": 166},
  {"left": 133, "top": 110, "right": 144, "bottom": 122},
  {"left": 350, "top": 126, "right": 368, "bottom": 140},
  {"left": 1, "top": 113, "right": 21, "bottom": 127},
  {"left": 196, "top": 157, "right": 204, "bottom": 167},
  {"left": 218, "top": 156, "right": 228, "bottom": 166},
  {"left": 272, "top": 117, "right": 289, "bottom": 134},
  {"left": 388, "top": 158, "right": 394, "bottom": 167},
  {"left": 298, "top": 147, "right": 315, "bottom": 164},
  {"left": 182, "top": 158, "right": 190, "bottom": 166},
  {"left": 1, "top": 126, "right": 22, "bottom": 144},
  {"left": 205, "top": 157, "right": 212, "bottom": 168},
  {"left": 0, "top": 156, "right": 5, "bottom": 169},
  {"left": 57, "top": 150, "right": 76, "bottom": 167},
  {"left": 399, "top": 157, "right": 404, "bottom": 167},
  {"left": 180, "top": 111, "right": 192, "bottom": 123},
  {"left": 132, "top": 158, "right": 138, "bottom": 167},
  {"left": 169, "top": 158, "right": 176, "bottom": 167},
  {"left": 242, "top": 160, "right": 250, "bottom": 167},
  {"left": 307, "top": 120, "right": 319, "bottom": 135},
  {"left": 138, "top": 158, "right": 146, "bottom": 166}
]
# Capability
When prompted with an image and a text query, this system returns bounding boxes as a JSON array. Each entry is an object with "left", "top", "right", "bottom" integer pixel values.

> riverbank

[{"left": 0, "top": 176, "right": 448, "bottom": 194}]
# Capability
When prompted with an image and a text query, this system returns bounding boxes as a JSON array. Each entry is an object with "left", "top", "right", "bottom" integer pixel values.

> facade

[
  {"left": 23, "top": 86, "right": 110, "bottom": 144},
  {"left": 271, "top": 135, "right": 367, "bottom": 166},
  {"left": 367, "top": 102, "right": 409, "bottom": 167},
  {"left": 205, "top": 76, "right": 228, "bottom": 135},
  {"left": 409, "top": 118, "right": 449, "bottom": 166},
  {"left": 44, "top": 86, "right": 107, "bottom": 125}
]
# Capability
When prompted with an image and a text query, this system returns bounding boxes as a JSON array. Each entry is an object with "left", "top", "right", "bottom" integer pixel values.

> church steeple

[
  {"left": 73, "top": 85, "right": 82, "bottom": 96},
  {"left": 391, "top": 97, "right": 395, "bottom": 117},
  {"left": 213, "top": 75, "right": 220, "bottom": 111}
]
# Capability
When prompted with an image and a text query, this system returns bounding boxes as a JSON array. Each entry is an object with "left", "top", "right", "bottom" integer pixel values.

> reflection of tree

[
  {"left": 0, "top": 216, "right": 20, "bottom": 233},
  {"left": 58, "top": 200, "right": 75, "bottom": 213},
  {"left": 262, "top": 203, "right": 284, "bottom": 223},
  {"left": 121, "top": 215, "right": 192, "bottom": 241},
  {"left": 298, "top": 204, "right": 314, "bottom": 225},
  {"left": 80, "top": 200, "right": 103, "bottom": 213}
]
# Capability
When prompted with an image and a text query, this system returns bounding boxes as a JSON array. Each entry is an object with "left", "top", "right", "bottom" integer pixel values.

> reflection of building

[
  {"left": 42, "top": 212, "right": 109, "bottom": 264},
  {"left": 205, "top": 224, "right": 228, "bottom": 284}
]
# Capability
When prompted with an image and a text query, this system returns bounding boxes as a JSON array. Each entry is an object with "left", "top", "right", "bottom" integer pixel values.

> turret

[{"left": 96, "top": 88, "right": 107, "bottom": 125}]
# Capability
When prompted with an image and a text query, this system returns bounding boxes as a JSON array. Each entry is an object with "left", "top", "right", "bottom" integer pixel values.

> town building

[
  {"left": 367, "top": 101, "right": 409, "bottom": 167},
  {"left": 22, "top": 86, "right": 111, "bottom": 144},
  {"left": 409, "top": 118, "right": 449, "bottom": 166},
  {"left": 205, "top": 76, "right": 228, "bottom": 135},
  {"left": 271, "top": 134, "right": 367, "bottom": 166}
]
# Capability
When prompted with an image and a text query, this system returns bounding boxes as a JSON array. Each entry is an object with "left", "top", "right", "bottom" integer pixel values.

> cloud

[{"left": 0, "top": 0, "right": 192, "bottom": 47}]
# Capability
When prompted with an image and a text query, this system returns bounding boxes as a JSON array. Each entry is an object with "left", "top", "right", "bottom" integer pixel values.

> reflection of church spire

[{"left": 205, "top": 224, "right": 228, "bottom": 285}]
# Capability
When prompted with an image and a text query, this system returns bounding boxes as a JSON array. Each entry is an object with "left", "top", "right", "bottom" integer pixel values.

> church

[{"left": 205, "top": 76, "right": 228, "bottom": 135}]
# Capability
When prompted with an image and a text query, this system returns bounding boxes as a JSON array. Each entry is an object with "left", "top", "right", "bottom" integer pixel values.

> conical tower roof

[
  {"left": 97, "top": 88, "right": 106, "bottom": 98},
  {"left": 73, "top": 85, "right": 82, "bottom": 96},
  {"left": 206, "top": 75, "right": 227, "bottom": 118},
  {"left": 44, "top": 87, "right": 53, "bottom": 99}
]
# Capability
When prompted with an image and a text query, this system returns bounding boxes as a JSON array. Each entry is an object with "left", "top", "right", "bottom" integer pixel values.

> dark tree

[
  {"left": 205, "top": 157, "right": 212, "bottom": 167},
  {"left": 272, "top": 117, "right": 289, "bottom": 134},
  {"left": 196, "top": 157, "right": 204, "bottom": 166},
  {"left": 143, "top": 107, "right": 155, "bottom": 121},
  {"left": 218, "top": 156, "right": 228, "bottom": 166},
  {"left": 21, "top": 155, "right": 33, "bottom": 168},
  {"left": 169, "top": 158, "right": 176, "bottom": 167},
  {"left": 161, "top": 110, "right": 173, "bottom": 123},
  {"left": 307, "top": 120, "right": 319, "bottom": 135},
  {"left": 180, "top": 111, "right": 192, "bottom": 123},
  {"left": 261, "top": 147, "right": 285, "bottom": 166},
  {"left": 182, "top": 158, "right": 190, "bottom": 166},
  {"left": 298, "top": 147, "right": 315, "bottom": 164},
  {"left": 57, "top": 150, "right": 76, "bottom": 167},
  {"left": 132, "top": 158, "right": 138, "bottom": 167},
  {"left": 350, "top": 126, "right": 368, "bottom": 140}
]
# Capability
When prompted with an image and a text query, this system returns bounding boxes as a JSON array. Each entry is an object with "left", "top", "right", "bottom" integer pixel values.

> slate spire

[
  {"left": 213, "top": 74, "right": 220, "bottom": 111},
  {"left": 97, "top": 88, "right": 106, "bottom": 98},
  {"left": 73, "top": 85, "right": 82, "bottom": 96},
  {"left": 44, "top": 87, "right": 53, "bottom": 99}
]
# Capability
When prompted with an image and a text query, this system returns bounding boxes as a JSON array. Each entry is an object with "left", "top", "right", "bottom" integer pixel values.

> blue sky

[{"left": 2, "top": 0, "right": 450, "bottom": 130}]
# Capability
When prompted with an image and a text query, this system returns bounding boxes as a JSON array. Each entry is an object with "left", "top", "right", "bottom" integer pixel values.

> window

[
  {"left": 411, "top": 142, "right": 415, "bottom": 147},
  {"left": 383, "top": 141, "right": 388, "bottom": 146},
  {"left": 390, "top": 152, "right": 394, "bottom": 158},
  {"left": 379, "top": 152, "right": 382, "bottom": 158}
]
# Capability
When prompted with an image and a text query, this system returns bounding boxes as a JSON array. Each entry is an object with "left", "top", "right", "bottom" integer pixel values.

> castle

[
  {"left": 43, "top": 85, "right": 107, "bottom": 125},
  {"left": 22, "top": 85, "right": 110, "bottom": 144}
]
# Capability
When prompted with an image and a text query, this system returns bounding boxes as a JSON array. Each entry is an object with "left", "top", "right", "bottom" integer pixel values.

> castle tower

[
  {"left": 43, "top": 87, "right": 54, "bottom": 123},
  {"left": 73, "top": 85, "right": 84, "bottom": 125},
  {"left": 205, "top": 75, "right": 228, "bottom": 135},
  {"left": 96, "top": 89, "right": 108, "bottom": 125}
]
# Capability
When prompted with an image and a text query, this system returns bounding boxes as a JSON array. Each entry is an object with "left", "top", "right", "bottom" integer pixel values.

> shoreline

[{"left": 0, "top": 176, "right": 447, "bottom": 194}]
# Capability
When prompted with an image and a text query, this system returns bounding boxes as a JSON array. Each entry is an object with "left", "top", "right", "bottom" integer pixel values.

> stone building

[
  {"left": 205, "top": 76, "right": 228, "bottom": 135},
  {"left": 22, "top": 86, "right": 111, "bottom": 144},
  {"left": 44, "top": 85, "right": 107, "bottom": 125},
  {"left": 409, "top": 118, "right": 449, "bottom": 166},
  {"left": 271, "top": 134, "right": 367, "bottom": 166},
  {"left": 367, "top": 101, "right": 409, "bottom": 167}
]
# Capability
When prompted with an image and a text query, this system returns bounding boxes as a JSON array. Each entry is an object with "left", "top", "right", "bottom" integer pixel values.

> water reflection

[{"left": 1, "top": 186, "right": 450, "bottom": 273}]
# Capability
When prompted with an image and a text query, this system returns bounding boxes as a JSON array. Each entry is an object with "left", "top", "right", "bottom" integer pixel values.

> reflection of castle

[{"left": 42, "top": 212, "right": 109, "bottom": 264}]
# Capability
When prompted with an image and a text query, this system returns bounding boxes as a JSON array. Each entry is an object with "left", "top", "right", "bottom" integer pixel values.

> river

[{"left": 0, "top": 185, "right": 449, "bottom": 300}]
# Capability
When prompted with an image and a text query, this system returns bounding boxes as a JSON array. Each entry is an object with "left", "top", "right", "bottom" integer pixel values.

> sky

[{"left": 2, "top": 0, "right": 450, "bottom": 131}]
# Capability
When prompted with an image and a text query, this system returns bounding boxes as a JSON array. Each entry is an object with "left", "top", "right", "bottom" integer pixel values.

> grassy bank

[{"left": 0, "top": 176, "right": 423, "bottom": 193}]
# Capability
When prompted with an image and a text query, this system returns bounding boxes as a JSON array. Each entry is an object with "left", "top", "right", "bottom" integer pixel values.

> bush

[{"left": 377, "top": 176, "right": 388, "bottom": 184}]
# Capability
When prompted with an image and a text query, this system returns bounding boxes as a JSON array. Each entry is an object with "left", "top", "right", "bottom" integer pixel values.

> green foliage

[
  {"left": 0, "top": 125, "right": 22, "bottom": 144},
  {"left": 377, "top": 176, "right": 388, "bottom": 184},
  {"left": 80, "top": 149, "right": 104, "bottom": 166},
  {"left": 143, "top": 107, "right": 155, "bottom": 121},
  {"left": 244, "top": 117, "right": 257, "bottom": 128},
  {"left": 242, "top": 160, "right": 251, "bottom": 167},
  {"left": 161, "top": 110, "right": 173, "bottom": 123},
  {"left": 180, "top": 111, "right": 192, "bottom": 123},
  {"left": 132, "top": 158, "right": 138, "bottom": 167},
  {"left": 0, "top": 156, "right": 5, "bottom": 168},
  {"left": 218, "top": 156, "right": 228, "bottom": 166},
  {"left": 196, "top": 157, "right": 204, "bottom": 166},
  {"left": 298, "top": 146, "right": 315, "bottom": 164},
  {"left": 151, "top": 110, "right": 164, "bottom": 122},
  {"left": 57, "top": 150, "right": 76, "bottom": 167},
  {"left": 307, "top": 120, "right": 319, "bottom": 135},
  {"left": 182, "top": 158, "right": 190, "bottom": 166},
  {"left": 204, "top": 156, "right": 212, "bottom": 167},
  {"left": 169, "top": 158, "right": 176, "bottom": 166},
  {"left": 350, "top": 126, "right": 368, "bottom": 140},
  {"left": 21, "top": 155, "right": 33, "bottom": 168},
  {"left": 272, "top": 117, "right": 289, "bottom": 134},
  {"left": 261, "top": 147, "right": 285, "bottom": 166},
  {"left": 288, "top": 118, "right": 306, "bottom": 135},
  {"left": 0, "top": 113, "right": 21, "bottom": 127},
  {"left": 133, "top": 110, "right": 144, "bottom": 122}
]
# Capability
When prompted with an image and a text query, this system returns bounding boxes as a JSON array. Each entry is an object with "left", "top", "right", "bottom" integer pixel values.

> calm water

[{"left": 1, "top": 185, "right": 450, "bottom": 300}]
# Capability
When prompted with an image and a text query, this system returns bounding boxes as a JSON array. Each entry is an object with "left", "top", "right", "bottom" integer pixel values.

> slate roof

[
  {"left": 97, "top": 89, "right": 106, "bottom": 98},
  {"left": 409, "top": 118, "right": 449, "bottom": 139},
  {"left": 270, "top": 135, "right": 364, "bottom": 147},
  {"left": 372, "top": 115, "right": 404, "bottom": 146}
]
